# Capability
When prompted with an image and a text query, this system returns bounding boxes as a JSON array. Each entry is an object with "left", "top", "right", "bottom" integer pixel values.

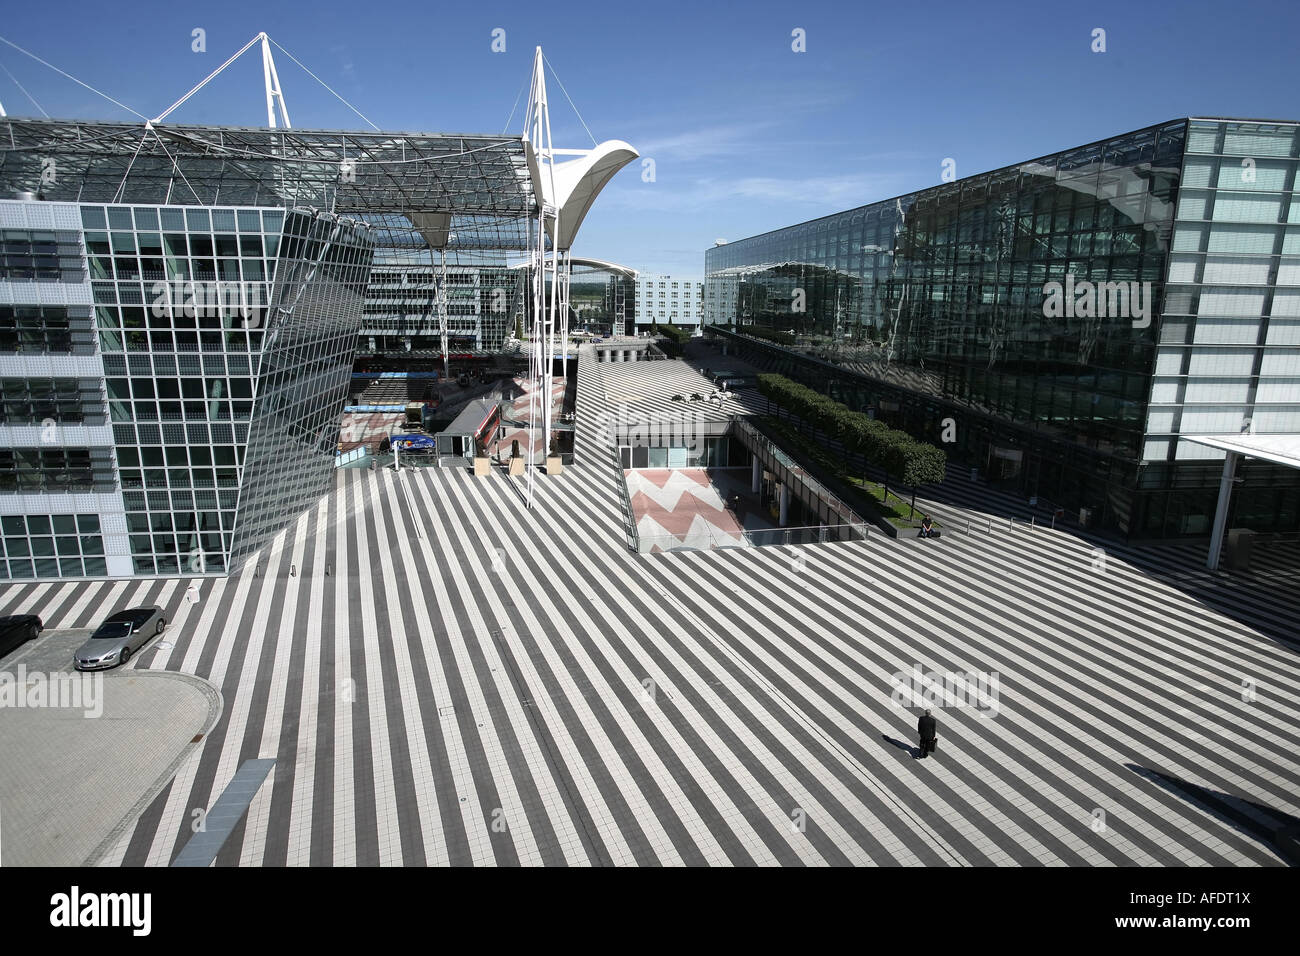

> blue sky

[{"left": 2, "top": 0, "right": 1298, "bottom": 275}]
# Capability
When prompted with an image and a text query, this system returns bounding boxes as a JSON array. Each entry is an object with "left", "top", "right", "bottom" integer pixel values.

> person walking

[{"left": 917, "top": 709, "right": 938, "bottom": 759}]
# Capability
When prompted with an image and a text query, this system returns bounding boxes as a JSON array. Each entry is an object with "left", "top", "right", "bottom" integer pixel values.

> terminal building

[
  {"left": 0, "top": 105, "right": 635, "bottom": 580},
  {"left": 705, "top": 117, "right": 1300, "bottom": 541},
  {"left": 0, "top": 195, "right": 373, "bottom": 578},
  {"left": 357, "top": 213, "right": 529, "bottom": 356}
]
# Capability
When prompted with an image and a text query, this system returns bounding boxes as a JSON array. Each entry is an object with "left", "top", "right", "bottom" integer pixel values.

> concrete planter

[
  {"left": 508, "top": 457, "right": 525, "bottom": 476},
  {"left": 546, "top": 455, "right": 563, "bottom": 475},
  {"left": 473, "top": 457, "right": 491, "bottom": 477}
]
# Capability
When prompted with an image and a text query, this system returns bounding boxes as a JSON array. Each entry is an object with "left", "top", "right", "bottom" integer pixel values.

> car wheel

[
  {"left": 119, "top": 646, "right": 132, "bottom": 666},
  {"left": 156, "top": 617, "right": 166, "bottom": 634},
  {"left": 29, "top": 624, "right": 39, "bottom": 641}
]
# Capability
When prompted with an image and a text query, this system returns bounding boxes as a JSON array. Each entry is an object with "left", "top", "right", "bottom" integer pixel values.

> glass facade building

[
  {"left": 705, "top": 118, "right": 1300, "bottom": 540},
  {"left": 0, "top": 198, "right": 373, "bottom": 579},
  {"left": 359, "top": 258, "right": 526, "bottom": 354},
  {"left": 0, "top": 116, "right": 552, "bottom": 579}
]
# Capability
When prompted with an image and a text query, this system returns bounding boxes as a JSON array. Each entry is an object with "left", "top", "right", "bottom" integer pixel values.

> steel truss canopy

[{"left": 0, "top": 117, "right": 537, "bottom": 219}]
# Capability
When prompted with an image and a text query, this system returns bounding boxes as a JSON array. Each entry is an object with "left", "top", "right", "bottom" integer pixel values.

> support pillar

[
  {"left": 751, "top": 456, "right": 761, "bottom": 494},
  {"left": 1206, "top": 450, "right": 1238, "bottom": 571},
  {"left": 779, "top": 483, "right": 790, "bottom": 527}
]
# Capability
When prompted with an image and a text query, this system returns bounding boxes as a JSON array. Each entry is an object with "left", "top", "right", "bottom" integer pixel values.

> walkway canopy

[
  {"left": 1181, "top": 433, "right": 1300, "bottom": 569},
  {"left": 507, "top": 256, "right": 638, "bottom": 277}
]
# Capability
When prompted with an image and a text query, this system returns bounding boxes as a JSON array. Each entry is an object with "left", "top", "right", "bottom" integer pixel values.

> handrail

[
  {"left": 732, "top": 417, "right": 863, "bottom": 526},
  {"left": 608, "top": 421, "right": 640, "bottom": 553},
  {"left": 638, "top": 519, "right": 868, "bottom": 554},
  {"left": 584, "top": 356, "right": 641, "bottom": 553}
]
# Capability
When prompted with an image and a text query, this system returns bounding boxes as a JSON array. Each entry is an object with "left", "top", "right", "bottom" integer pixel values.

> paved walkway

[
  {"left": 0, "top": 626, "right": 218, "bottom": 866},
  {"left": 0, "top": 346, "right": 1295, "bottom": 865},
  {"left": 626, "top": 468, "right": 748, "bottom": 551}
]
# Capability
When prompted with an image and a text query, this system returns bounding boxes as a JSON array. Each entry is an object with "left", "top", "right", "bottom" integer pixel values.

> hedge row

[
  {"left": 757, "top": 373, "right": 947, "bottom": 486},
  {"left": 742, "top": 326, "right": 796, "bottom": 347},
  {"left": 653, "top": 323, "right": 690, "bottom": 345}
]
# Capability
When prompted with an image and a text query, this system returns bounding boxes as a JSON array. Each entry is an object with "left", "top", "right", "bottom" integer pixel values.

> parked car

[
  {"left": 0, "top": 614, "right": 42, "bottom": 657},
  {"left": 73, "top": 606, "right": 166, "bottom": 671}
]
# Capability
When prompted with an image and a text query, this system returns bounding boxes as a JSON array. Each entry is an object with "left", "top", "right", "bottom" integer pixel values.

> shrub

[
  {"left": 655, "top": 323, "right": 690, "bottom": 346},
  {"left": 759, "top": 372, "right": 945, "bottom": 486},
  {"left": 744, "top": 326, "right": 796, "bottom": 347}
]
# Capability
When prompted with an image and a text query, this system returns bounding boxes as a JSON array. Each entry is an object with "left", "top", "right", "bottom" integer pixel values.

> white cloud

[
  {"left": 634, "top": 122, "right": 781, "bottom": 160},
  {"left": 600, "top": 170, "right": 907, "bottom": 213}
]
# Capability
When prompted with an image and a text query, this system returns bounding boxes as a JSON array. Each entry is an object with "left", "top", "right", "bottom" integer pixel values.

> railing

[
  {"left": 335, "top": 446, "right": 368, "bottom": 467},
  {"left": 610, "top": 443, "right": 640, "bottom": 553},
  {"left": 731, "top": 417, "right": 864, "bottom": 526},
  {"left": 638, "top": 520, "right": 869, "bottom": 554},
  {"left": 583, "top": 355, "right": 641, "bottom": 553}
]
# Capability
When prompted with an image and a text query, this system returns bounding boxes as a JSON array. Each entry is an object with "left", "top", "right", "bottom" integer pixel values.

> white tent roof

[{"left": 525, "top": 139, "right": 639, "bottom": 250}]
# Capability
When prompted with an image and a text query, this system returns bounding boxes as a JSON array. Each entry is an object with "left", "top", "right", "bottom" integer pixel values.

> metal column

[{"left": 1206, "top": 450, "right": 1238, "bottom": 571}]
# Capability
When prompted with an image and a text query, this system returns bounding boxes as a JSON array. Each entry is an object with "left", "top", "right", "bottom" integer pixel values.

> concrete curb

[{"left": 82, "top": 669, "right": 224, "bottom": 867}]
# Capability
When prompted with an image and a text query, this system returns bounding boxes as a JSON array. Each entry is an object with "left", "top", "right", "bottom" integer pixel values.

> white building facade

[{"left": 635, "top": 275, "right": 704, "bottom": 331}]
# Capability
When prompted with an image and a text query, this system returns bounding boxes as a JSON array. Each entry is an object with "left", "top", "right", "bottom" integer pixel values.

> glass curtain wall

[
  {"left": 707, "top": 121, "right": 1189, "bottom": 534},
  {"left": 229, "top": 209, "right": 374, "bottom": 570},
  {"left": 91, "top": 203, "right": 374, "bottom": 575},
  {"left": 1138, "top": 119, "right": 1300, "bottom": 536}
]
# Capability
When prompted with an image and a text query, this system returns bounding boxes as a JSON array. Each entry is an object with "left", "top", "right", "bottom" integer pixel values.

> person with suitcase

[{"left": 917, "top": 709, "right": 938, "bottom": 758}]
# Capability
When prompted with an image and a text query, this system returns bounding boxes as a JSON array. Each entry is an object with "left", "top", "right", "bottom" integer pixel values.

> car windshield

[{"left": 93, "top": 622, "right": 132, "bottom": 639}]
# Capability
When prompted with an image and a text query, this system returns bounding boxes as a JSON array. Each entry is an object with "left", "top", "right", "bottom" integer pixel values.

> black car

[{"left": 0, "top": 614, "right": 43, "bottom": 657}]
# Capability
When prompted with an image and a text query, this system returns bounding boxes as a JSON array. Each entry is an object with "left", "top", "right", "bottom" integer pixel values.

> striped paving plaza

[{"left": 1, "top": 347, "right": 1297, "bottom": 866}]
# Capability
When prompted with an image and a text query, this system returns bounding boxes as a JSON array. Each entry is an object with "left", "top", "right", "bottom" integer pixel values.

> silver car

[{"left": 74, "top": 606, "right": 166, "bottom": 671}]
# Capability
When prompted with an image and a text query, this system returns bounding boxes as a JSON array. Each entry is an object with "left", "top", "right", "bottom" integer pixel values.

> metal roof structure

[
  {"left": 1181, "top": 433, "right": 1300, "bottom": 470},
  {"left": 442, "top": 398, "right": 502, "bottom": 437},
  {"left": 0, "top": 117, "right": 536, "bottom": 218},
  {"left": 1181, "top": 432, "right": 1300, "bottom": 571},
  {"left": 507, "top": 255, "right": 638, "bottom": 278}
]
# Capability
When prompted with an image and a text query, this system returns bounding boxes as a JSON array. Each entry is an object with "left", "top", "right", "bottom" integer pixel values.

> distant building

[
  {"left": 359, "top": 259, "right": 525, "bottom": 354},
  {"left": 634, "top": 274, "right": 704, "bottom": 332}
]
